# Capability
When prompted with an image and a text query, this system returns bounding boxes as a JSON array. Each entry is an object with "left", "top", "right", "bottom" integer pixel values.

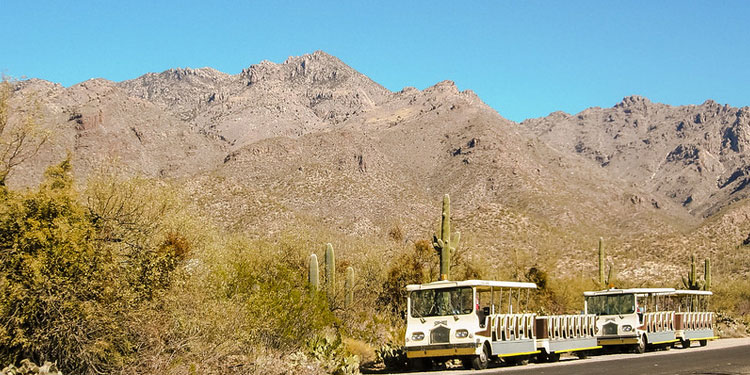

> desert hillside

[{"left": 6, "top": 51, "right": 750, "bottom": 282}]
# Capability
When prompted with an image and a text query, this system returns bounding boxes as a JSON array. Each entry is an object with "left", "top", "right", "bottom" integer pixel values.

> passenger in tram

[{"left": 637, "top": 305, "right": 645, "bottom": 324}]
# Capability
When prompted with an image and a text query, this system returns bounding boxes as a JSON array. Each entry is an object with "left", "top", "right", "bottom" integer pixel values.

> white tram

[
  {"left": 404, "top": 280, "right": 599, "bottom": 370},
  {"left": 584, "top": 288, "right": 678, "bottom": 352}
]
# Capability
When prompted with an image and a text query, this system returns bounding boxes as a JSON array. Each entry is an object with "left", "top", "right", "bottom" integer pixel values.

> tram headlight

[
  {"left": 622, "top": 325, "right": 633, "bottom": 332},
  {"left": 455, "top": 329, "right": 469, "bottom": 338},
  {"left": 411, "top": 332, "right": 425, "bottom": 341}
]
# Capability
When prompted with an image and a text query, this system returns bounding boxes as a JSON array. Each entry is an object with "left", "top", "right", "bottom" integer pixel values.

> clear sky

[{"left": 2, "top": 1, "right": 748, "bottom": 122}]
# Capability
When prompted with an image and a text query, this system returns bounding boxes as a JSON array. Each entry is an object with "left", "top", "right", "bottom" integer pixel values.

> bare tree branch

[{"left": 0, "top": 77, "right": 49, "bottom": 185}]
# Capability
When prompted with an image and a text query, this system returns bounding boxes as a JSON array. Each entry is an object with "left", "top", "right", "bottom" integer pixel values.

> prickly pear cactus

[
  {"left": 432, "top": 194, "right": 460, "bottom": 281},
  {"left": 1, "top": 359, "right": 62, "bottom": 375}
]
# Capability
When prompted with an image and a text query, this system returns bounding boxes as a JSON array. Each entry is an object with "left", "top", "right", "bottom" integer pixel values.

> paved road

[{"left": 397, "top": 338, "right": 750, "bottom": 375}]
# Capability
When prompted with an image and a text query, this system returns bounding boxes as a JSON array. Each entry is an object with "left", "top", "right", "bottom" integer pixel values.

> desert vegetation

[{"left": 1, "top": 161, "right": 748, "bottom": 374}]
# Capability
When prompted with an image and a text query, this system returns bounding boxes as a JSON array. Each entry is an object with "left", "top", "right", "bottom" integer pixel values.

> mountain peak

[
  {"left": 158, "top": 66, "right": 227, "bottom": 80},
  {"left": 283, "top": 50, "right": 339, "bottom": 65},
  {"left": 242, "top": 50, "right": 356, "bottom": 86},
  {"left": 615, "top": 95, "right": 652, "bottom": 108}
]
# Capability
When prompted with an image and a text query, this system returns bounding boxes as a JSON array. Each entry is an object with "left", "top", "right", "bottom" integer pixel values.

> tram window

[
  {"left": 586, "top": 294, "right": 635, "bottom": 315},
  {"left": 410, "top": 287, "right": 473, "bottom": 317}
]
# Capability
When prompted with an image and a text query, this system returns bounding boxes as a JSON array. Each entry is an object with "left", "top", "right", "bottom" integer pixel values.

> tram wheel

[
  {"left": 505, "top": 356, "right": 529, "bottom": 366},
  {"left": 471, "top": 344, "right": 490, "bottom": 370},
  {"left": 634, "top": 335, "right": 646, "bottom": 354},
  {"left": 699, "top": 339, "right": 708, "bottom": 347},
  {"left": 546, "top": 352, "right": 561, "bottom": 362},
  {"left": 407, "top": 358, "right": 430, "bottom": 371},
  {"left": 680, "top": 339, "right": 691, "bottom": 349}
]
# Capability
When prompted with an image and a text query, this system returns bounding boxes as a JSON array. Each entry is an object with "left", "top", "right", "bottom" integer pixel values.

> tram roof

[
  {"left": 583, "top": 287, "right": 675, "bottom": 297},
  {"left": 406, "top": 279, "right": 537, "bottom": 291},
  {"left": 672, "top": 289, "right": 712, "bottom": 296}
]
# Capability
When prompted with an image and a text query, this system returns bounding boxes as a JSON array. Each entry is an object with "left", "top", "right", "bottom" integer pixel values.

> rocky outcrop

[{"left": 523, "top": 96, "right": 750, "bottom": 217}]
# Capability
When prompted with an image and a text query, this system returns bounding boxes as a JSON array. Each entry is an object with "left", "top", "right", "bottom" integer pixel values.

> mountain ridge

[{"left": 5, "top": 50, "right": 750, "bottom": 281}]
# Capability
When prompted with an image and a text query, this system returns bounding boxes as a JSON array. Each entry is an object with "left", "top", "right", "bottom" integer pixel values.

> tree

[
  {"left": 0, "top": 77, "right": 48, "bottom": 186},
  {"left": 0, "top": 160, "right": 189, "bottom": 373},
  {"left": 0, "top": 159, "right": 122, "bottom": 372}
]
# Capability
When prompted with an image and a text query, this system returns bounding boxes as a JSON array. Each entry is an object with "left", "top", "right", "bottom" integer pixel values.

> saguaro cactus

[
  {"left": 325, "top": 243, "right": 336, "bottom": 296},
  {"left": 606, "top": 263, "right": 615, "bottom": 288},
  {"left": 704, "top": 258, "right": 711, "bottom": 290},
  {"left": 682, "top": 254, "right": 704, "bottom": 290},
  {"left": 309, "top": 254, "right": 319, "bottom": 291},
  {"left": 598, "top": 237, "right": 605, "bottom": 286},
  {"left": 345, "top": 266, "right": 354, "bottom": 307},
  {"left": 433, "top": 194, "right": 460, "bottom": 281}
]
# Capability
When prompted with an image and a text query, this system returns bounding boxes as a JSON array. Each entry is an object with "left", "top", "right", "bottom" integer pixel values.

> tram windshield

[
  {"left": 586, "top": 294, "right": 635, "bottom": 315},
  {"left": 410, "top": 287, "right": 473, "bottom": 317}
]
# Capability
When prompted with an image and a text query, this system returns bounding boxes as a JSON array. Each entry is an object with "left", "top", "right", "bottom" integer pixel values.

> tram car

[
  {"left": 403, "top": 280, "right": 600, "bottom": 370},
  {"left": 670, "top": 290, "right": 717, "bottom": 348},
  {"left": 583, "top": 288, "right": 677, "bottom": 353},
  {"left": 583, "top": 288, "right": 718, "bottom": 352}
]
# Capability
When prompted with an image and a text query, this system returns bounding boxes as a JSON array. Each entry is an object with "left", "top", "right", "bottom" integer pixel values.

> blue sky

[{"left": 2, "top": 1, "right": 748, "bottom": 122}]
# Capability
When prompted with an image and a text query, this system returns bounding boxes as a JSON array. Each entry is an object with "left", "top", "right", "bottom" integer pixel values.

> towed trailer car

[
  {"left": 404, "top": 280, "right": 600, "bottom": 370},
  {"left": 669, "top": 290, "right": 717, "bottom": 348},
  {"left": 584, "top": 288, "right": 678, "bottom": 353}
]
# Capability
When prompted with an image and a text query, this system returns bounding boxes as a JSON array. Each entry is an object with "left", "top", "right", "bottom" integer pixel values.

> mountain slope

[
  {"left": 5, "top": 51, "right": 749, "bottom": 283},
  {"left": 523, "top": 96, "right": 750, "bottom": 217},
  {"left": 6, "top": 78, "right": 225, "bottom": 187}
]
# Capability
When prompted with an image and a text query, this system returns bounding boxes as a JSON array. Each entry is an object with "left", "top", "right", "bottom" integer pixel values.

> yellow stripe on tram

[
  {"left": 497, "top": 350, "right": 540, "bottom": 358},
  {"left": 553, "top": 345, "right": 602, "bottom": 354},
  {"left": 651, "top": 339, "right": 679, "bottom": 345}
]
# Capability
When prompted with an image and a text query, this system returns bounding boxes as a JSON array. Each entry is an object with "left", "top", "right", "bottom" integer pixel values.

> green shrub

[
  {"left": 378, "top": 240, "right": 436, "bottom": 317},
  {"left": 0, "top": 161, "right": 186, "bottom": 374},
  {"left": 378, "top": 239, "right": 484, "bottom": 318},
  {"left": 0, "top": 160, "right": 124, "bottom": 372}
]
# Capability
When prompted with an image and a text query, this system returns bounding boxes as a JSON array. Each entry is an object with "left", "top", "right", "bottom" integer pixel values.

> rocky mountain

[
  {"left": 7, "top": 77, "right": 224, "bottom": 187},
  {"left": 523, "top": 96, "right": 750, "bottom": 218},
  {"left": 5, "top": 51, "right": 750, "bottom": 280},
  {"left": 118, "top": 51, "right": 390, "bottom": 148}
]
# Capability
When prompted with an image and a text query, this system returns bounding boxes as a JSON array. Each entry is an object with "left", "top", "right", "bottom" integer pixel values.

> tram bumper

[
  {"left": 597, "top": 335, "right": 640, "bottom": 346},
  {"left": 405, "top": 342, "right": 481, "bottom": 358}
]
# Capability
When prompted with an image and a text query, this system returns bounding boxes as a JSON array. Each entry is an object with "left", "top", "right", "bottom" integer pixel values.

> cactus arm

[
  {"left": 432, "top": 194, "right": 460, "bottom": 281},
  {"left": 606, "top": 263, "right": 615, "bottom": 287},
  {"left": 682, "top": 255, "right": 705, "bottom": 290},
  {"left": 690, "top": 255, "right": 696, "bottom": 286}
]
